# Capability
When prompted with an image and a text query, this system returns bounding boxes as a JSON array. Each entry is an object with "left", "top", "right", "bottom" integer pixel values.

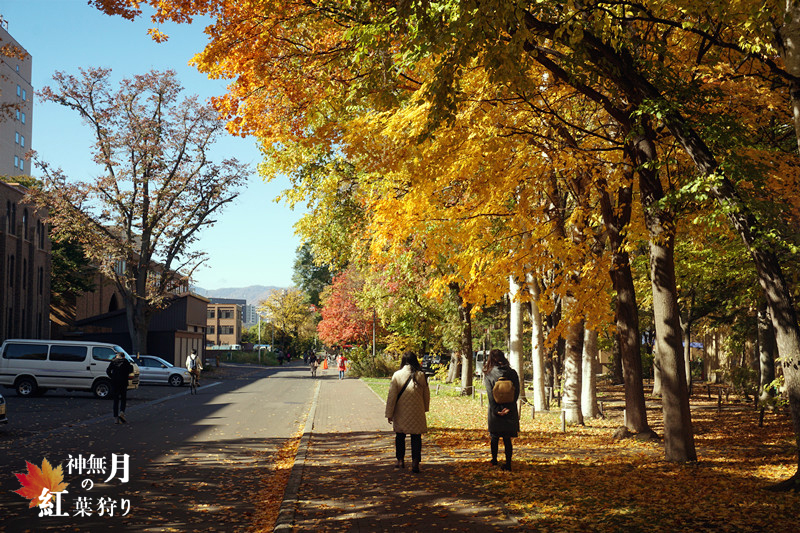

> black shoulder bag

[{"left": 396, "top": 372, "right": 416, "bottom": 401}]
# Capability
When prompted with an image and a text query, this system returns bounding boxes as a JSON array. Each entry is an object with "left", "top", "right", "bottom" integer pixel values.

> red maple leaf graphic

[{"left": 13, "top": 458, "right": 69, "bottom": 508}]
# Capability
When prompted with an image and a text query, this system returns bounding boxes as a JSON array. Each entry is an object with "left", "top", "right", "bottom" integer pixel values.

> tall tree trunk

[
  {"left": 562, "top": 305, "right": 585, "bottom": 425},
  {"left": 582, "top": 327, "right": 599, "bottom": 418},
  {"left": 526, "top": 273, "right": 547, "bottom": 411},
  {"left": 598, "top": 175, "right": 651, "bottom": 434},
  {"left": 681, "top": 292, "right": 695, "bottom": 392},
  {"left": 450, "top": 282, "right": 474, "bottom": 395},
  {"left": 634, "top": 134, "right": 697, "bottom": 462},
  {"left": 611, "top": 332, "right": 624, "bottom": 385},
  {"left": 758, "top": 302, "right": 777, "bottom": 403},
  {"left": 127, "top": 300, "right": 149, "bottom": 355},
  {"left": 509, "top": 275, "right": 526, "bottom": 400}
]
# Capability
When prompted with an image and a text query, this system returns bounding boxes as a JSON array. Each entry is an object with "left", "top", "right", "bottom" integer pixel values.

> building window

[
  {"left": 8, "top": 202, "right": 16, "bottom": 235},
  {"left": 8, "top": 255, "right": 15, "bottom": 287},
  {"left": 207, "top": 309, "right": 215, "bottom": 319},
  {"left": 20, "top": 135, "right": 24, "bottom": 148},
  {"left": 38, "top": 266, "right": 43, "bottom": 295},
  {"left": 222, "top": 310, "right": 232, "bottom": 319},
  {"left": 21, "top": 112, "right": 25, "bottom": 124},
  {"left": 16, "top": 85, "right": 20, "bottom": 97},
  {"left": 208, "top": 326, "right": 215, "bottom": 334},
  {"left": 19, "top": 159, "right": 23, "bottom": 172},
  {"left": 14, "top": 156, "right": 18, "bottom": 168},
  {"left": 15, "top": 132, "right": 19, "bottom": 144},
  {"left": 21, "top": 89, "right": 26, "bottom": 101},
  {"left": 22, "top": 209, "right": 28, "bottom": 239}
]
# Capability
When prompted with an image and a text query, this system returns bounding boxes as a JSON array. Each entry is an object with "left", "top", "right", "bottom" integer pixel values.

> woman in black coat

[{"left": 483, "top": 348, "right": 520, "bottom": 471}]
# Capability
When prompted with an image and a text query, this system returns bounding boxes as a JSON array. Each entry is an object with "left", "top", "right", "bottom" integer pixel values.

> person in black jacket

[
  {"left": 106, "top": 353, "right": 133, "bottom": 424},
  {"left": 483, "top": 348, "right": 520, "bottom": 471}
]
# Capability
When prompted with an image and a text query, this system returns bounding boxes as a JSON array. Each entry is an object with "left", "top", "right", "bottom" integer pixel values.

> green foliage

[
  {"left": 292, "top": 242, "right": 333, "bottom": 307},
  {"left": 220, "top": 350, "right": 278, "bottom": 366},
  {"left": 345, "top": 346, "right": 397, "bottom": 378},
  {"left": 50, "top": 238, "right": 95, "bottom": 302},
  {"left": 722, "top": 366, "right": 758, "bottom": 399}
]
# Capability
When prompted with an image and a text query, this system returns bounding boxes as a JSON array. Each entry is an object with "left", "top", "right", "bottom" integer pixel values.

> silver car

[
  {"left": 0, "top": 393, "right": 8, "bottom": 424},
  {"left": 134, "top": 355, "right": 192, "bottom": 387}
]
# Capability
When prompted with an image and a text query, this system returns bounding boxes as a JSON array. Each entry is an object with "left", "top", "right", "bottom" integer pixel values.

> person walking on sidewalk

[
  {"left": 385, "top": 351, "right": 430, "bottom": 473},
  {"left": 106, "top": 352, "right": 133, "bottom": 424},
  {"left": 483, "top": 348, "right": 520, "bottom": 471},
  {"left": 337, "top": 353, "right": 348, "bottom": 380}
]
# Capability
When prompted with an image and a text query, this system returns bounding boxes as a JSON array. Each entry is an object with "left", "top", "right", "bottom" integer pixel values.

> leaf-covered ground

[{"left": 366, "top": 378, "right": 799, "bottom": 532}]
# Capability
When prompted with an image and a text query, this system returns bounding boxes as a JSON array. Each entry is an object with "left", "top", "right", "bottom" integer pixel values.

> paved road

[{"left": 0, "top": 362, "right": 314, "bottom": 532}]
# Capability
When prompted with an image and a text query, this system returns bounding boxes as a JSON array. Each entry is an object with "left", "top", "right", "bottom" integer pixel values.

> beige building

[
  {"left": 206, "top": 299, "right": 243, "bottom": 347},
  {"left": 0, "top": 19, "right": 33, "bottom": 178}
]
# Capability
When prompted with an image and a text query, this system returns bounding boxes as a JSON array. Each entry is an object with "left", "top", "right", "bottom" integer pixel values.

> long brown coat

[{"left": 385, "top": 365, "right": 430, "bottom": 435}]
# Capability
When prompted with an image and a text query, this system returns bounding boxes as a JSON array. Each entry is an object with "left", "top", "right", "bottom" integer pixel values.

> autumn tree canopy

[
  {"left": 92, "top": 0, "right": 800, "bottom": 485},
  {"left": 34, "top": 68, "right": 249, "bottom": 353}
]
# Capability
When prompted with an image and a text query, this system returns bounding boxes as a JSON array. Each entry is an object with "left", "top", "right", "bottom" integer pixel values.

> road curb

[{"left": 274, "top": 378, "right": 320, "bottom": 531}]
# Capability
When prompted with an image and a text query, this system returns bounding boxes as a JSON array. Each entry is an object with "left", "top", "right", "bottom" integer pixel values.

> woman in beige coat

[{"left": 385, "top": 352, "right": 430, "bottom": 473}]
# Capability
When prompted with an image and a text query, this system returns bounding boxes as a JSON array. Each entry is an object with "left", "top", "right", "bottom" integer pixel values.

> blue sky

[{"left": 0, "top": 0, "right": 303, "bottom": 290}]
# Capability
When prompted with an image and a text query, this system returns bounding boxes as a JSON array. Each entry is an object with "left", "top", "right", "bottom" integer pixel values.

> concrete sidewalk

[{"left": 275, "top": 374, "right": 525, "bottom": 532}]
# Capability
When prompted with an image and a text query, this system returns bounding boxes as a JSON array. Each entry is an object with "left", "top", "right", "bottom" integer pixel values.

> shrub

[{"left": 346, "top": 346, "right": 397, "bottom": 378}]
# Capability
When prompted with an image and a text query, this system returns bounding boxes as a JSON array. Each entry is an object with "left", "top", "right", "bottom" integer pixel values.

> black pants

[
  {"left": 112, "top": 384, "right": 127, "bottom": 417},
  {"left": 490, "top": 433, "right": 513, "bottom": 465},
  {"left": 395, "top": 433, "right": 422, "bottom": 463}
]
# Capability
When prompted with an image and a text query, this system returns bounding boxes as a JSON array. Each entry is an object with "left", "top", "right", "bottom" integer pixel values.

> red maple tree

[{"left": 317, "top": 268, "right": 373, "bottom": 347}]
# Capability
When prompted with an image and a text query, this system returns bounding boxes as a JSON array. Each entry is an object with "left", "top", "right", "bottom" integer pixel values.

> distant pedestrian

[
  {"left": 309, "top": 353, "right": 318, "bottom": 377},
  {"left": 337, "top": 354, "right": 348, "bottom": 380},
  {"left": 385, "top": 352, "right": 430, "bottom": 473},
  {"left": 483, "top": 348, "right": 520, "bottom": 471},
  {"left": 106, "top": 352, "right": 133, "bottom": 424}
]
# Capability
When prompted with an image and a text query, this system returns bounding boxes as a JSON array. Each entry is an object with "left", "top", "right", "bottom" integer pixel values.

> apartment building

[
  {"left": 0, "top": 19, "right": 33, "bottom": 178},
  {"left": 0, "top": 22, "right": 48, "bottom": 343},
  {"left": 206, "top": 298, "right": 243, "bottom": 347}
]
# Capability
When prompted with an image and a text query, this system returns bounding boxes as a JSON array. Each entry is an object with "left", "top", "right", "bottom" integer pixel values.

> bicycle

[{"left": 189, "top": 370, "right": 199, "bottom": 394}]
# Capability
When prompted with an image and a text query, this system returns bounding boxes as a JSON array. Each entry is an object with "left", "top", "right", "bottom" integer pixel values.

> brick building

[{"left": 0, "top": 180, "right": 50, "bottom": 342}]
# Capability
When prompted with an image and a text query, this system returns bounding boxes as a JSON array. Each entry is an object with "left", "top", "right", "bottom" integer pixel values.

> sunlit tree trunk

[
  {"left": 582, "top": 327, "right": 599, "bottom": 419},
  {"left": 633, "top": 134, "right": 696, "bottom": 462},
  {"left": 526, "top": 273, "right": 547, "bottom": 411},
  {"left": 562, "top": 304, "right": 585, "bottom": 425}
]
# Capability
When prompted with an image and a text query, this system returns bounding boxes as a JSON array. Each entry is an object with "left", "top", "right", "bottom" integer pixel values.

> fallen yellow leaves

[
  {"left": 248, "top": 426, "right": 303, "bottom": 532},
  {"left": 395, "top": 379, "right": 800, "bottom": 532}
]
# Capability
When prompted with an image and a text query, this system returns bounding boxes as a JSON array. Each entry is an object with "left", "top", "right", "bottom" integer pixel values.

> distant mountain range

[{"left": 192, "top": 285, "right": 285, "bottom": 306}]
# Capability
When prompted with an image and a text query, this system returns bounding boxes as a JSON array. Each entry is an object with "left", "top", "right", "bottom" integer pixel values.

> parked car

[
  {"left": 133, "top": 355, "right": 191, "bottom": 387},
  {"left": 0, "top": 339, "right": 140, "bottom": 398},
  {"left": 421, "top": 353, "right": 449, "bottom": 375},
  {"left": 0, "top": 392, "right": 7, "bottom": 424},
  {"left": 474, "top": 350, "right": 489, "bottom": 378}
]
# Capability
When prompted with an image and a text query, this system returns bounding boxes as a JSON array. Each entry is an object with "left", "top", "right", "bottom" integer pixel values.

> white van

[{"left": 0, "top": 339, "right": 140, "bottom": 398}]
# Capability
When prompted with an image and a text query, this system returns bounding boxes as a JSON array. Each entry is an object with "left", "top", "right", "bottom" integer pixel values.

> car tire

[
  {"left": 93, "top": 379, "right": 112, "bottom": 399},
  {"left": 16, "top": 377, "right": 38, "bottom": 397},
  {"left": 168, "top": 374, "right": 183, "bottom": 387}
]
